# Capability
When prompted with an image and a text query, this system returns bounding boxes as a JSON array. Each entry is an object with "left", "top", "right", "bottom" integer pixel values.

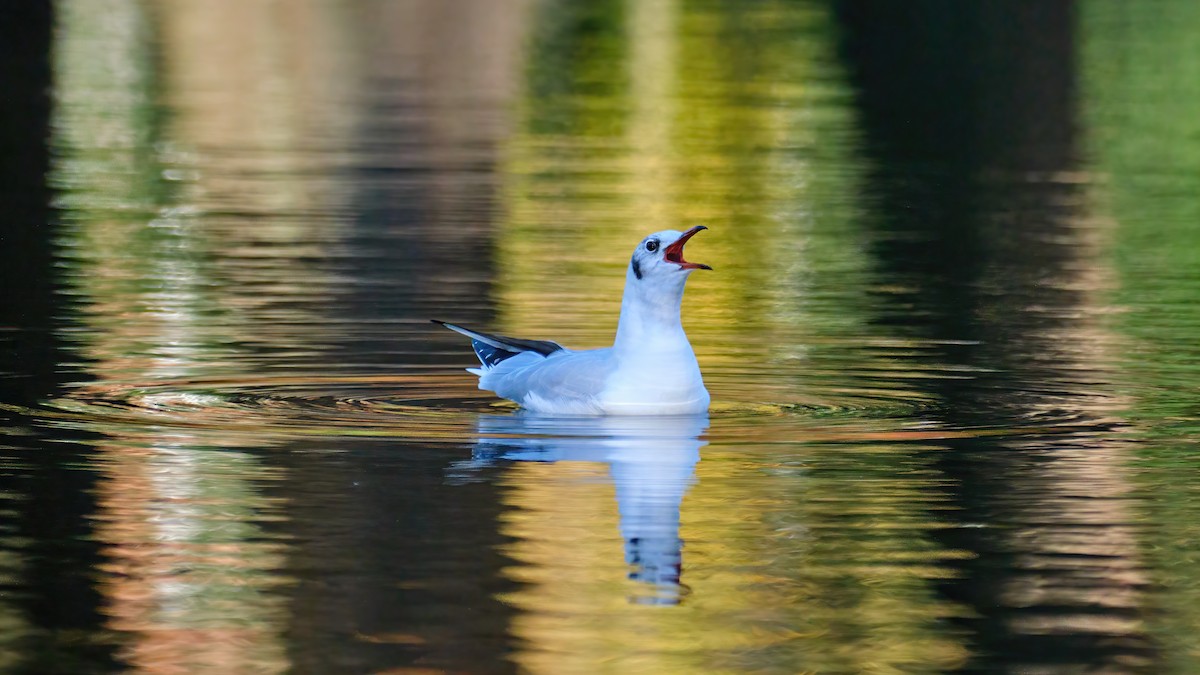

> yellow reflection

[
  {"left": 492, "top": 2, "right": 966, "bottom": 669},
  {"left": 485, "top": 417, "right": 969, "bottom": 672},
  {"left": 479, "top": 415, "right": 709, "bottom": 671},
  {"left": 497, "top": 0, "right": 878, "bottom": 389}
]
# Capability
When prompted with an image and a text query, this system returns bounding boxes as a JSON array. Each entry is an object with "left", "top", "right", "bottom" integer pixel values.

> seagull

[{"left": 434, "top": 226, "right": 712, "bottom": 415}]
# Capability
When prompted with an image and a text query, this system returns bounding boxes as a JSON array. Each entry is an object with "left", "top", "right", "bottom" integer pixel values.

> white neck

[{"left": 613, "top": 265, "right": 691, "bottom": 353}]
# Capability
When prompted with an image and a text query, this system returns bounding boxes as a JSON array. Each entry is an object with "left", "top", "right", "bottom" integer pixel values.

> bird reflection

[{"left": 456, "top": 413, "right": 706, "bottom": 605}]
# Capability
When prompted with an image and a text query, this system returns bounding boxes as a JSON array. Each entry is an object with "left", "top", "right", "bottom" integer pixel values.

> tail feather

[{"left": 433, "top": 320, "right": 564, "bottom": 368}]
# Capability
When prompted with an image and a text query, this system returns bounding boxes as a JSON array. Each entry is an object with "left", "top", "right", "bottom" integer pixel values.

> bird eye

[{"left": 645, "top": 239, "right": 659, "bottom": 252}]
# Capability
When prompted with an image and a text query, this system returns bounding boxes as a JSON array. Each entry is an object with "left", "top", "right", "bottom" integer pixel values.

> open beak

[{"left": 663, "top": 225, "right": 712, "bottom": 271}]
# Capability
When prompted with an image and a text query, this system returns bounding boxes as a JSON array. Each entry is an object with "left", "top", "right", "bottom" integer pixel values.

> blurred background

[{"left": 2, "top": 0, "right": 1199, "bottom": 673}]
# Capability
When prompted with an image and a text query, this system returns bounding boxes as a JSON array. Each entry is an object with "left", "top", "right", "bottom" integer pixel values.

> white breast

[{"left": 596, "top": 348, "right": 710, "bottom": 415}]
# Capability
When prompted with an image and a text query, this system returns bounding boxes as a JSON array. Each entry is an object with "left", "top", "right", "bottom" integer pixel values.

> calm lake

[{"left": 2, "top": 1, "right": 1199, "bottom": 673}]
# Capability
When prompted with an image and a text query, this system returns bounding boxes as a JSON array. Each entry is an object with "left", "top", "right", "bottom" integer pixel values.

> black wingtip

[{"left": 431, "top": 319, "right": 448, "bottom": 326}]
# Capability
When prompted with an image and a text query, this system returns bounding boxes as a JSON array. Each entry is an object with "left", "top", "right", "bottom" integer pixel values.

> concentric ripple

[
  {"left": 6, "top": 368, "right": 1121, "bottom": 447},
  {"left": 31, "top": 373, "right": 505, "bottom": 442}
]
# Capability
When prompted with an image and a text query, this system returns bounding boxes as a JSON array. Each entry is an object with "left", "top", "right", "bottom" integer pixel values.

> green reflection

[
  {"left": 525, "top": 0, "right": 631, "bottom": 137},
  {"left": 51, "top": 0, "right": 236, "bottom": 383},
  {"left": 1084, "top": 1, "right": 1200, "bottom": 670}
]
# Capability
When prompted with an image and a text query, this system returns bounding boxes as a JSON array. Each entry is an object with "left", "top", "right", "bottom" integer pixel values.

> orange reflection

[{"left": 91, "top": 440, "right": 289, "bottom": 674}]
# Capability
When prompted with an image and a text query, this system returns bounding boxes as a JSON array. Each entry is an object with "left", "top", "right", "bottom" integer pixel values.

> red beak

[{"left": 663, "top": 226, "right": 712, "bottom": 271}]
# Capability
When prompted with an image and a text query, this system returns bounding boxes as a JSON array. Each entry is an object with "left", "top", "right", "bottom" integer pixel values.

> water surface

[{"left": 2, "top": 0, "right": 1199, "bottom": 673}]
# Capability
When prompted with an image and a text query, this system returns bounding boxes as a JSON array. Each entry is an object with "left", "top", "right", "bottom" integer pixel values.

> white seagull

[{"left": 434, "top": 226, "right": 712, "bottom": 415}]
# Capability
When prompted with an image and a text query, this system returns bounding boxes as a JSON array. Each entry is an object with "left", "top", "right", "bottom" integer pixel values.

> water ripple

[{"left": 0, "top": 370, "right": 1117, "bottom": 447}]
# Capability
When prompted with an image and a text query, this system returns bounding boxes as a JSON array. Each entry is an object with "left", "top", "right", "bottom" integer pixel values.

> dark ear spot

[{"left": 631, "top": 254, "right": 642, "bottom": 280}]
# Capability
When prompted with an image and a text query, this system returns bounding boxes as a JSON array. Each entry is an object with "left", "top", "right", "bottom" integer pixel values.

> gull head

[{"left": 629, "top": 226, "right": 712, "bottom": 285}]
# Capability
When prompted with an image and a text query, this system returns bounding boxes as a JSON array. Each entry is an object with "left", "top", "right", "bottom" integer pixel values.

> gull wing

[
  {"left": 432, "top": 320, "right": 564, "bottom": 367},
  {"left": 482, "top": 348, "right": 617, "bottom": 415},
  {"left": 434, "top": 320, "right": 617, "bottom": 413}
]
